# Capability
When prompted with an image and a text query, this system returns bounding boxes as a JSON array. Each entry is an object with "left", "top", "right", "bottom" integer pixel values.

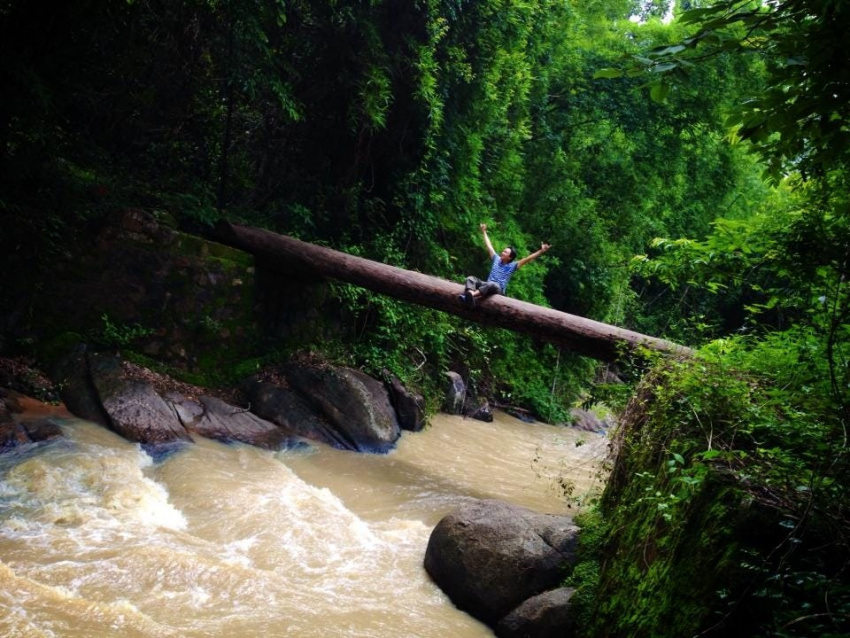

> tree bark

[{"left": 215, "top": 222, "right": 692, "bottom": 362}]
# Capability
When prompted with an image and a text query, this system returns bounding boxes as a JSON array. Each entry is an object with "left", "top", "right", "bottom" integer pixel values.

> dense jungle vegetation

[{"left": 1, "top": 0, "right": 848, "bottom": 635}]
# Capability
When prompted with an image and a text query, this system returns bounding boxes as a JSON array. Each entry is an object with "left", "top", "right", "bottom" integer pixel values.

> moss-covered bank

[{"left": 570, "top": 353, "right": 850, "bottom": 637}]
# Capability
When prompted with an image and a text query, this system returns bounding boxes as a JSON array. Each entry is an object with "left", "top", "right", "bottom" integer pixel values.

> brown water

[{"left": 0, "top": 411, "right": 608, "bottom": 637}]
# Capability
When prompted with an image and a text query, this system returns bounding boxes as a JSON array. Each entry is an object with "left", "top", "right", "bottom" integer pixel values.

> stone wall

[{"left": 3, "top": 209, "right": 333, "bottom": 377}]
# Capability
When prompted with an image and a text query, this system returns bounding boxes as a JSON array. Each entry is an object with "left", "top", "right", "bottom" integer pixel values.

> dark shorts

[{"left": 464, "top": 276, "right": 501, "bottom": 297}]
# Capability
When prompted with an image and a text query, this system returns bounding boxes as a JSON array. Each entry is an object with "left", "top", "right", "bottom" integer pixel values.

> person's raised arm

[
  {"left": 516, "top": 242, "right": 551, "bottom": 268},
  {"left": 480, "top": 223, "right": 496, "bottom": 258}
]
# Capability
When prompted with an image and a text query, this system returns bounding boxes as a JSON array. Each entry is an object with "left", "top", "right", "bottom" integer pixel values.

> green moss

[
  {"left": 584, "top": 470, "right": 744, "bottom": 636},
  {"left": 585, "top": 361, "right": 741, "bottom": 636},
  {"left": 564, "top": 509, "right": 607, "bottom": 629},
  {"left": 173, "top": 231, "right": 255, "bottom": 266},
  {"left": 581, "top": 353, "right": 850, "bottom": 637}
]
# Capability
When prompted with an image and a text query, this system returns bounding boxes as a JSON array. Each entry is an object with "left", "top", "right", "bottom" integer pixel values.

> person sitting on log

[{"left": 459, "top": 223, "right": 550, "bottom": 308}]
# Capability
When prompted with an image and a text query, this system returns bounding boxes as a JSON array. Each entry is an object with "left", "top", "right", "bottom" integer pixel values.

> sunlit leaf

[
  {"left": 650, "top": 82, "right": 670, "bottom": 103},
  {"left": 593, "top": 68, "right": 624, "bottom": 79}
]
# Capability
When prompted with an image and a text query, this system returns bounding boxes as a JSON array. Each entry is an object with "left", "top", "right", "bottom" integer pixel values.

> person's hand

[
  {"left": 541, "top": 243, "right": 550, "bottom": 252},
  {"left": 480, "top": 223, "right": 488, "bottom": 232}
]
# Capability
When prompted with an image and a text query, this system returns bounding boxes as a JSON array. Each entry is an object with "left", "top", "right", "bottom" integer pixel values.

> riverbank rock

[
  {"left": 443, "top": 371, "right": 466, "bottom": 414},
  {"left": 385, "top": 372, "right": 426, "bottom": 432},
  {"left": 52, "top": 345, "right": 109, "bottom": 425},
  {"left": 0, "top": 416, "right": 64, "bottom": 452},
  {"left": 55, "top": 349, "right": 303, "bottom": 454},
  {"left": 0, "top": 388, "right": 64, "bottom": 452},
  {"left": 466, "top": 400, "right": 494, "bottom": 423},
  {"left": 245, "top": 363, "right": 401, "bottom": 453},
  {"left": 0, "top": 356, "right": 60, "bottom": 403},
  {"left": 243, "top": 381, "right": 350, "bottom": 448},
  {"left": 88, "top": 352, "right": 192, "bottom": 452},
  {"left": 568, "top": 408, "right": 611, "bottom": 434},
  {"left": 424, "top": 499, "right": 580, "bottom": 627},
  {"left": 167, "top": 393, "right": 304, "bottom": 450},
  {"left": 496, "top": 587, "right": 577, "bottom": 638},
  {"left": 54, "top": 348, "right": 402, "bottom": 454}
]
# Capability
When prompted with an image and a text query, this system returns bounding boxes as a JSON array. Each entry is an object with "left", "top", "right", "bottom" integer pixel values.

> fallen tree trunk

[{"left": 215, "top": 222, "right": 692, "bottom": 362}]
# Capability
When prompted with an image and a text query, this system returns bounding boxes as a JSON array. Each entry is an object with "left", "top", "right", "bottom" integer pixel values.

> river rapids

[{"left": 1, "top": 410, "right": 607, "bottom": 637}]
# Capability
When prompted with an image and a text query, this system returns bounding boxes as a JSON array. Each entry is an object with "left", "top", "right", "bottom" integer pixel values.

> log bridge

[{"left": 216, "top": 222, "right": 692, "bottom": 363}]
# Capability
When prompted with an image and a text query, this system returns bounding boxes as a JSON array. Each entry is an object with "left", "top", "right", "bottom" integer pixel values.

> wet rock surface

[
  {"left": 496, "top": 587, "right": 577, "bottom": 638},
  {"left": 443, "top": 371, "right": 466, "bottom": 415},
  {"left": 52, "top": 351, "right": 408, "bottom": 454},
  {"left": 246, "top": 363, "right": 401, "bottom": 453},
  {"left": 89, "top": 352, "right": 192, "bottom": 447},
  {"left": 385, "top": 372, "right": 426, "bottom": 432},
  {"left": 167, "top": 393, "right": 305, "bottom": 451},
  {"left": 424, "top": 498, "right": 580, "bottom": 627},
  {"left": 0, "top": 388, "right": 64, "bottom": 451}
]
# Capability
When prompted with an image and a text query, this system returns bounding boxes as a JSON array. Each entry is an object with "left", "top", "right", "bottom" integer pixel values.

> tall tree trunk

[{"left": 214, "top": 222, "right": 692, "bottom": 362}]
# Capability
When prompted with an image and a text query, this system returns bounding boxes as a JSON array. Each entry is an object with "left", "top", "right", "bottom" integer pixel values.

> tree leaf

[
  {"left": 649, "top": 62, "right": 678, "bottom": 74},
  {"left": 650, "top": 82, "right": 670, "bottom": 103},
  {"left": 649, "top": 44, "right": 687, "bottom": 57},
  {"left": 594, "top": 68, "right": 623, "bottom": 79}
]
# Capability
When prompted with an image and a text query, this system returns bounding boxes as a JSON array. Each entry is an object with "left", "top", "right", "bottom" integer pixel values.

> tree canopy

[{"left": 0, "top": 0, "right": 765, "bottom": 416}]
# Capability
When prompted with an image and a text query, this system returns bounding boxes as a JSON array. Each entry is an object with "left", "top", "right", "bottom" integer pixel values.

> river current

[{"left": 0, "top": 409, "right": 607, "bottom": 637}]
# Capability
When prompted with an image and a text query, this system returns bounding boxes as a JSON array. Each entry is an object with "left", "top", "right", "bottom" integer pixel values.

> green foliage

[
  {"left": 563, "top": 509, "right": 608, "bottom": 628},
  {"left": 593, "top": 6, "right": 850, "bottom": 624},
  {"left": 119, "top": 350, "right": 256, "bottom": 390},
  {"left": 518, "top": 11, "right": 763, "bottom": 325},
  {"left": 1, "top": 0, "right": 770, "bottom": 418},
  {"left": 487, "top": 332, "right": 592, "bottom": 423},
  {"left": 590, "top": 344, "right": 850, "bottom": 637},
  {"left": 610, "top": 0, "right": 850, "bottom": 183},
  {"left": 3, "top": 0, "right": 850, "bottom": 632},
  {"left": 323, "top": 282, "right": 458, "bottom": 407},
  {"left": 91, "top": 314, "right": 153, "bottom": 349},
  {"left": 323, "top": 276, "right": 593, "bottom": 421},
  {"left": 630, "top": 175, "right": 849, "bottom": 357}
]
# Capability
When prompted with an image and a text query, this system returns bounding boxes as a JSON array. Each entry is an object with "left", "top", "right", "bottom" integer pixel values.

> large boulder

[
  {"left": 568, "top": 407, "right": 611, "bottom": 434},
  {"left": 167, "top": 392, "right": 303, "bottom": 450},
  {"left": 57, "top": 348, "right": 188, "bottom": 449},
  {"left": 496, "top": 587, "right": 577, "bottom": 638},
  {"left": 88, "top": 352, "right": 192, "bottom": 451},
  {"left": 0, "top": 417, "right": 64, "bottom": 452},
  {"left": 243, "top": 380, "right": 354, "bottom": 449},
  {"left": 56, "top": 349, "right": 403, "bottom": 454},
  {"left": 53, "top": 345, "right": 110, "bottom": 425},
  {"left": 424, "top": 499, "right": 579, "bottom": 627},
  {"left": 56, "top": 350, "right": 301, "bottom": 454},
  {"left": 280, "top": 363, "right": 400, "bottom": 453},
  {"left": 466, "top": 400, "right": 494, "bottom": 423}
]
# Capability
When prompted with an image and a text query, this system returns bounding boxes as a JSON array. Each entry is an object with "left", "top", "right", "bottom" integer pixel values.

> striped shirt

[{"left": 487, "top": 254, "right": 518, "bottom": 294}]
